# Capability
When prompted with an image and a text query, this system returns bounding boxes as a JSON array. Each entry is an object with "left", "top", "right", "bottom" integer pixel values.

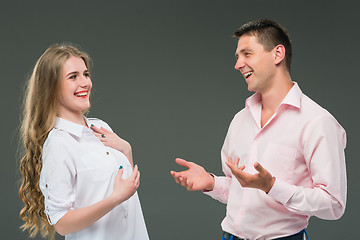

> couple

[{"left": 19, "top": 19, "right": 346, "bottom": 240}]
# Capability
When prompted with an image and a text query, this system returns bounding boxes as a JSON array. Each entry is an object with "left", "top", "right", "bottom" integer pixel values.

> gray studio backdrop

[{"left": 1, "top": 0, "right": 358, "bottom": 239}]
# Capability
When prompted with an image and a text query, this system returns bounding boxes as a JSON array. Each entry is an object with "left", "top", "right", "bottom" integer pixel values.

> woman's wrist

[
  {"left": 122, "top": 142, "right": 132, "bottom": 156},
  {"left": 107, "top": 192, "right": 124, "bottom": 206}
]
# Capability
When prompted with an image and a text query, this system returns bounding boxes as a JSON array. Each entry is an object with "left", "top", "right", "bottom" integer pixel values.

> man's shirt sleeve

[{"left": 268, "top": 115, "right": 347, "bottom": 220}]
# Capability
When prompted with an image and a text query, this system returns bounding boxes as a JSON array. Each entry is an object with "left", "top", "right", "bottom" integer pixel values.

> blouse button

[
  {"left": 106, "top": 152, "right": 109, "bottom": 155},
  {"left": 45, "top": 184, "right": 48, "bottom": 188}
]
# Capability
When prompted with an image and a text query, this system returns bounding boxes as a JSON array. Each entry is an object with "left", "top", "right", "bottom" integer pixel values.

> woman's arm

[{"left": 54, "top": 165, "right": 140, "bottom": 236}]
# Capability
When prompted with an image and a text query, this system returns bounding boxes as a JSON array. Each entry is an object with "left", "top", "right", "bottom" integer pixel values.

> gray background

[{"left": 1, "top": 0, "right": 359, "bottom": 239}]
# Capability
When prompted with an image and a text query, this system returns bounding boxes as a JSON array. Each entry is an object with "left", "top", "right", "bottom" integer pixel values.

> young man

[{"left": 171, "top": 19, "right": 346, "bottom": 240}]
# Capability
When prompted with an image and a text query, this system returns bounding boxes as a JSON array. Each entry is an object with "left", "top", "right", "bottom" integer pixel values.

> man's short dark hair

[{"left": 234, "top": 19, "right": 292, "bottom": 71}]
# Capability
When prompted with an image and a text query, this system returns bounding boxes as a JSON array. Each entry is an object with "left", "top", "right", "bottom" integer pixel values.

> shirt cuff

[
  {"left": 267, "top": 177, "right": 297, "bottom": 205},
  {"left": 45, "top": 209, "right": 68, "bottom": 225},
  {"left": 203, "top": 174, "right": 230, "bottom": 204},
  {"left": 203, "top": 174, "right": 217, "bottom": 194}
]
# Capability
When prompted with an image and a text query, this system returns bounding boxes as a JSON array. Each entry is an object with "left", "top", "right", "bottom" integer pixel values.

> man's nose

[{"left": 234, "top": 57, "right": 245, "bottom": 70}]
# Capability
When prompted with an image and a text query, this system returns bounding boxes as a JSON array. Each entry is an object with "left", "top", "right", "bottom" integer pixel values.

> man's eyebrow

[
  {"left": 235, "top": 48, "right": 252, "bottom": 57},
  {"left": 240, "top": 48, "right": 252, "bottom": 53}
]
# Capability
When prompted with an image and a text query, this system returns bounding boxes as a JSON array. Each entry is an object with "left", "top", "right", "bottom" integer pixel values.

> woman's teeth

[{"left": 75, "top": 92, "right": 87, "bottom": 97}]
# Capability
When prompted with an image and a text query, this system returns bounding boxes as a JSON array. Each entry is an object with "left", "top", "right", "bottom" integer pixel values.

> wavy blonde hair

[{"left": 19, "top": 44, "right": 90, "bottom": 239}]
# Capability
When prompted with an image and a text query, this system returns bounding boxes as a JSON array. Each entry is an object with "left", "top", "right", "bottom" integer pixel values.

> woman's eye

[
  {"left": 69, "top": 75, "right": 76, "bottom": 79},
  {"left": 84, "top": 72, "right": 90, "bottom": 78}
]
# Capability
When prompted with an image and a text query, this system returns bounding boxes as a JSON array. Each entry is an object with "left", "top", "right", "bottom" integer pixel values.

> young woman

[{"left": 19, "top": 44, "right": 149, "bottom": 239}]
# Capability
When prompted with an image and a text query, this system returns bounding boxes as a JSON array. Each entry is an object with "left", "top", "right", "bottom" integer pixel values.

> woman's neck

[{"left": 57, "top": 112, "right": 87, "bottom": 127}]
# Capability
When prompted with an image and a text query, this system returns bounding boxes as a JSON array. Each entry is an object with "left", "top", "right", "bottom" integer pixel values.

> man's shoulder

[
  {"left": 301, "top": 94, "right": 334, "bottom": 119},
  {"left": 226, "top": 106, "right": 251, "bottom": 128},
  {"left": 300, "top": 94, "right": 345, "bottom": 133},
  {"left": 232, "top": 106, "right": 249, "bottom": 119}
]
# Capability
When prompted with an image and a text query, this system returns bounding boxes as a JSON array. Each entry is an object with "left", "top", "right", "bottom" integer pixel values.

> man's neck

[
  {"left": 260, "top": 73, "right": 293, "bottom": 113},
  {"left": 259, "top": 73, "right": 293, "bottom": 128}
]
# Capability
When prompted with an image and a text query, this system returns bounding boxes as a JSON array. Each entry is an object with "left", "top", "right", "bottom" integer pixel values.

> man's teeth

[
  {"left": 245, "top": 72, "right": 253, "bottom": 78},
  {"left": 75, "top": 92, "right": 87, "bottom": 97}
]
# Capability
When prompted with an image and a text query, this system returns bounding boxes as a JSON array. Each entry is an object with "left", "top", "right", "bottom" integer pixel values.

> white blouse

[{"left": 39, "top": 117, "right": 149, "bottom": 240}]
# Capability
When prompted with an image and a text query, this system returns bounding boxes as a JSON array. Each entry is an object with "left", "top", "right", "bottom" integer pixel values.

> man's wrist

[
  {"left": 204, "top": 173, "right": 215, "bottom": 192},
  {"left": 265, "top": 176, "right": 276, "bottom": 194}
]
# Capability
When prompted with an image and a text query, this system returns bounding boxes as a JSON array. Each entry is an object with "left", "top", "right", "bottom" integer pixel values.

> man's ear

[{"left": 273, "top": 44, "right": 286, "bottom": 65}]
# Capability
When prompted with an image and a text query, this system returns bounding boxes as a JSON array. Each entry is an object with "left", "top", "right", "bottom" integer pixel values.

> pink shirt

[{"left": 204, "top": 83, "right": 347, "bottom": 240}]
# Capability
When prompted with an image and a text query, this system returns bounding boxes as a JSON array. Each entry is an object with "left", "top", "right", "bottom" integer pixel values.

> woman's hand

[
  {"left": 91, "top": 125, "right": 133, "bottom": 166},
  {"left": 110, "top": 165, "right": 140, "bottom": 205}
]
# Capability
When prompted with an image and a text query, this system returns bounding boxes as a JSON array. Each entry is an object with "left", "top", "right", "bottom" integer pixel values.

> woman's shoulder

[{"left": 43, "top": 128, "right": 74, "bottom": 153}]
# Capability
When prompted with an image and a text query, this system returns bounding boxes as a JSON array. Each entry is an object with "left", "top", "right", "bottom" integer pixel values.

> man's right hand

[{"left": 170, "top": 158, "right": 214, "bottom": 191}]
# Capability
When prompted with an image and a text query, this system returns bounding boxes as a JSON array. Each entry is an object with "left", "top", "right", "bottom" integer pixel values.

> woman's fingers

[
  {"left": 131, "top": 165, "right": 139, "bottom": 177},
  {"left": 90, "top": 126, "right": 112, "bottom": 140},
  {"left": 90, "top": 125, "right": 104, "bottom": 134},
  {"left": 100, "top": 127, "right": 112, "bottom": 134},
  {"left": 116, "top": 167, "right": 124, "bottom": 181},
  {"left": 135, "top": 170, "right": 140, "bottom": 188}
]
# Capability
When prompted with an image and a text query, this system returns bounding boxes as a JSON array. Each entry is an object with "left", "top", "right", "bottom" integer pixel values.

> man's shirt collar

[{"left": 245, "top": 82, "right": 302, "bottom": 110}]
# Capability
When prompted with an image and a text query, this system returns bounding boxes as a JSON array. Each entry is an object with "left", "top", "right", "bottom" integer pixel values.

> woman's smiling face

[{"left": 57, "top": 55, "right": 92, "bottom": 119}]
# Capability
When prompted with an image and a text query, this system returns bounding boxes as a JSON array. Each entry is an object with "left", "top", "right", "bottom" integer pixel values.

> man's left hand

[{"left": 225, "top": 157, "right": 275, "bottom": 193}]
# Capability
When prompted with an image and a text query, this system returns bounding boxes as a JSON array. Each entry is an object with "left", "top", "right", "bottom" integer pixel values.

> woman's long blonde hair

[{"left": 19, "top": 44, "right": 90, "bottom": 239}]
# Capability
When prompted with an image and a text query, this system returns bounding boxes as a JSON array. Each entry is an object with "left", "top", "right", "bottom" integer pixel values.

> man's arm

[{"left": 270, "top": 115, "right": 346, "bottom": 220}]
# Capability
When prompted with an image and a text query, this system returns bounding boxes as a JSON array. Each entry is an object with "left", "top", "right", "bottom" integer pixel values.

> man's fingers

[
  {"left": 234, "top": 157, "right": 240, "bottom": 166},
  {"left": 226, "top": 161, "right": 247, "bottom": 177},
  {"left": 254, "top": 162, "right": 268, "bottom": 176},
  {"left": 175, "top": 158, "right": 191, "bottom": 168},
  {"left": 225, "top": 160, "right": 235, "bottom": 170},
  {"left": 171, "top": 171, "right": 182, "bottom": 184},
  {"left": 180, "top": 175, "right": 188, "bottom": 187},
  {"left": 226, "top": 156, "right": 241, "bottom": 167},
  {"left": 187, "top": 181, "right": 194, "bottom": 191}
]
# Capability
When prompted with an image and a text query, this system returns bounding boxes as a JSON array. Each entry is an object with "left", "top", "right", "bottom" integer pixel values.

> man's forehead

[{"left": 236, "top": 35, "right": 263, "bottom": 52}]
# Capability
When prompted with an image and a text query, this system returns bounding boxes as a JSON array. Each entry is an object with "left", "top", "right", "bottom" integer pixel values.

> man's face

[{"left": 234, "top": 35, "right": 276, "bottom": 93}]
